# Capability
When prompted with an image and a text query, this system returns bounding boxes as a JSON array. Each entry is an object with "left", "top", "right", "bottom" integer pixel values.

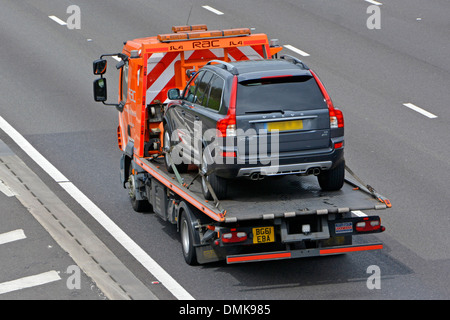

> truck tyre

[
  {"left": 318, "top": 160, "right": 345, "bottom": 191},
  {"left": 163, "top": 124, "right": 188, "bottom": 174},
  {"left": 127, "top": 162, "right": 152, "bottom": 212},
  {"left": 200, "top": 150, "right": 227, "bottom": 200},
  {"left": 180, "top": 211, "right": 198, "bottom": 265}
]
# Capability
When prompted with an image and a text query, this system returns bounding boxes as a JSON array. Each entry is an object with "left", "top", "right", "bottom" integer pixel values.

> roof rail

[
  {"left": 206, "top": 60, "right": 239, "bottom": 75},
  {"left": 280, "top": 54, "right": 309, "bottom": 70}
]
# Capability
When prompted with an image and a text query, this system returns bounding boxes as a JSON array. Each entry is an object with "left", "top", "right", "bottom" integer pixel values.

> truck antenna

[{"left": 186, "top": 4, "right": 193, "bottom": 25}]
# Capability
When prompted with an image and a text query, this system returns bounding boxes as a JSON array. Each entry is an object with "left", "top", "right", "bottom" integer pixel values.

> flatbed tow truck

[{"left": 92, "top": 25, "right": 390, "bottom": 265}]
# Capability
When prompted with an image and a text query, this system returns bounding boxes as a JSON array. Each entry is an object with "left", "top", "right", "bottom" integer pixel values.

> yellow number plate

[
  {"left": 252, "top": 226, "right": 275, "bottom": 244},
  {"left": 267, "top": 120, "right": 303, "bottom": 132}
]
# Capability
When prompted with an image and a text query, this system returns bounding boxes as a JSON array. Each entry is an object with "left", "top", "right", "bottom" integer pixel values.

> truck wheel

[
  {"left": 163, "top": 124, "right": 188, "bottom": 174},
  {"left": 180, "top": 211, "right": 198, "bottom": 265},
  {"left": 127, "top": 162, "right": 151, "bottom": 212},
  {"left": 200, "top": 151, "right": 227, "bottom": 200},
  {"left": 318, "top": 160, "right": 345, "bottom": 191}
]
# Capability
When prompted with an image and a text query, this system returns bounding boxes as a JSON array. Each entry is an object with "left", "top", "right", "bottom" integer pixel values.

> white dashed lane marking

[
  {"left": 283, "top": 45, "right": 310, "bottom": 57},
  {"left": 403, "top": 103, "right": 438, "bottom": 119},
  {"left": 48, "top": 15, "right": 67, "bottom": 26},
  {"left": 202, "top": 5, "right": 224, "bottom": 15}
]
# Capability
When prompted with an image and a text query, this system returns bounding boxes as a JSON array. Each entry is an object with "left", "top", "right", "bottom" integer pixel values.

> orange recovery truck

[{"left": 92, "top": 25, "right": 390, "bottom": 265}]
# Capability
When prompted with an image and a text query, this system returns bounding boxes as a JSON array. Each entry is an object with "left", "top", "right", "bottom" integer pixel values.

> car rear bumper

[
  {"left": 212, "top": 148, "right": 344, "bottom": 179},
  {"left": 237, "top": 161, "right": 332, "bottom": 177}
]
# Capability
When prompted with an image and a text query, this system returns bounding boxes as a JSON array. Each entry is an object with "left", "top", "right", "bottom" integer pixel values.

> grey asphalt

[{"left": 0, "top": 0, "right": 449, "bottom": 300}]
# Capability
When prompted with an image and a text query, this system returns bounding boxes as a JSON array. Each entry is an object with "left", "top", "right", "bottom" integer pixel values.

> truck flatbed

[{"left": 137, "top": 156, "right": 388, "bottom": 223}]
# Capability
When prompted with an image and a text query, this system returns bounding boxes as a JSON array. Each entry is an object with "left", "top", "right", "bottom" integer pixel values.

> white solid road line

[
  {"left": 283, "top": 45, "right": 310, "bottom": 57},
  {"left": 0, "top": 229, "right": 26, "bottom": 245},
  {"left": 0, "top": 117, "right": 69, "bottom": 183},
  {"left": 48, "top": 15, "right": 67, "bottom": 26},
  {"left": 403, "top": 103, "right": 438, "bottom": 119},
  {"left": 0, "top": 270, "right": 61, "bottom": 295},
  {"left": 0, "top": 115, "right": 194, "bottom": 300},
  {"left": 202, "top": 5, "right": 224, "bottom": 15}
]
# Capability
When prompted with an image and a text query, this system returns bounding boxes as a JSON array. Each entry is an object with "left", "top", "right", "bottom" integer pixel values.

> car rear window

[{"left": 236, "top": 75, "right": 327, "bottom": 115}]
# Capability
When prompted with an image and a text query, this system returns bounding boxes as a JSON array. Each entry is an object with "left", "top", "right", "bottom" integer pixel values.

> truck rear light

[
  {"left": 217, "top": 76, "right": 238, "bottom": 137},
  {"left": 356, "top": 219, "right": 381, "bottom": 232},
  {"left": 222, "top": 231, "right": 248, "bottom": 243},
  {"left": 221, "top": 151, "right": 236, "bottom": 157}
]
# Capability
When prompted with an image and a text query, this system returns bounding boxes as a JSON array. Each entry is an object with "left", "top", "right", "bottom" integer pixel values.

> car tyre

[
  {"left": 318, "top": 160, "right": 345, "bottom": 191},
  {"left": 163, "top": 124, "right": 188, "bottom": 174},
  {"left": 200, "top": 150, "right": 227, "bottom": 200}
]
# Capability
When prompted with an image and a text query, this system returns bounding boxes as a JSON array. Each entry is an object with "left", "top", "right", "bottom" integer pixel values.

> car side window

[
  {"left": 194, "top": 71, "right": 214, "bottom": 105},
  {"left": 205, "top": 75, "right": 225, "bottom": 111},
  {"left": 183, "top": 71, "right": 203, "bottom": 102}
]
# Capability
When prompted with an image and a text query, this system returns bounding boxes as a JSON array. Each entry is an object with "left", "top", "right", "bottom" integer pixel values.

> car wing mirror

[{"left": 167, "top": 88, "right": 181, "bottom": 100}]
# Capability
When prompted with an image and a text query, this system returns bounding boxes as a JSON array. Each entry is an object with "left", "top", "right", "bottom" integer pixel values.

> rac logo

[{"left": 192, "top": 40, "right": 220, "bottom": 49}]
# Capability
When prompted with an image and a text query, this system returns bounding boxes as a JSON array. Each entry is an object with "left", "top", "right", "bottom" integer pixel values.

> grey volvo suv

[{"left": 164, "top": 56, "right": 345, "bottom": 200}]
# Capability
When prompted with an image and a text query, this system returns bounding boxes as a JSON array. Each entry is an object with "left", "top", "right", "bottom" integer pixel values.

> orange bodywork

[{"left": 116, "top": 26, "right": 280, "bottom": 158}]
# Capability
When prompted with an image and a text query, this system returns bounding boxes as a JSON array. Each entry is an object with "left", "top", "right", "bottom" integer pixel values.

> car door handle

[{"left": 194, "top": 116, "right": 200, "bottom": 120}]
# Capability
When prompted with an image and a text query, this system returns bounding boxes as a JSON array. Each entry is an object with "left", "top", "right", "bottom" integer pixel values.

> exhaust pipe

[
  {"left": 307, "top": 168, "right": 321, "bottom": 176},
  {"left": 250, "top": 173, "right": 265, "bottom": 181}
]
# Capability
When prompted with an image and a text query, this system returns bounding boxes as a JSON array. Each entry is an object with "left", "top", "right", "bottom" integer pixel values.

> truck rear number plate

[{"left": 253, "top": 226, "right": 275, "bottom": 244}]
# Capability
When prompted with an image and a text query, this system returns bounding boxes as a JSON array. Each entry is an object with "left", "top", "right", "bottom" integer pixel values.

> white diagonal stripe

[
  {"left": 0, "top": 271, "right": 61, "bottom": 295},
  {"left": 0, "top": 229, "right": 26, "bottom": 245},
  {"left": 0, "top": 180, "right": 16, "bottom": 197}
]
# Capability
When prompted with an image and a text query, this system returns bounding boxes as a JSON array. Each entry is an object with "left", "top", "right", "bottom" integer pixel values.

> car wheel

[
  {"left": 163, "top": 124, "right": 188, "bottom": 174},
  {"left": 200, "top": 150, "right": 227, "bottom": 200},
  {"left": 318, "top": 160, "right": 345, "bottom": 191}
]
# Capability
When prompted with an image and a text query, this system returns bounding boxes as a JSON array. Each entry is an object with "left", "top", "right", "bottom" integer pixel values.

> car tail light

[
  {"left": 310, "top": 70, "right": 344, "bottom": 129},
  {"left": 329, "top": 108, "right": 344, "bottom": 129},
  {"left": 356, "top": 219, "right": 381, "bottom": 232},
  {"left": 217, "top": 76, "right": 238, "bottom": 137}
]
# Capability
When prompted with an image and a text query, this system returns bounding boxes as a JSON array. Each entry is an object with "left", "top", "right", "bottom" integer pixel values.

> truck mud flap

[{"left": 226, "top": 243, "right": 383, "bottom": 264}]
